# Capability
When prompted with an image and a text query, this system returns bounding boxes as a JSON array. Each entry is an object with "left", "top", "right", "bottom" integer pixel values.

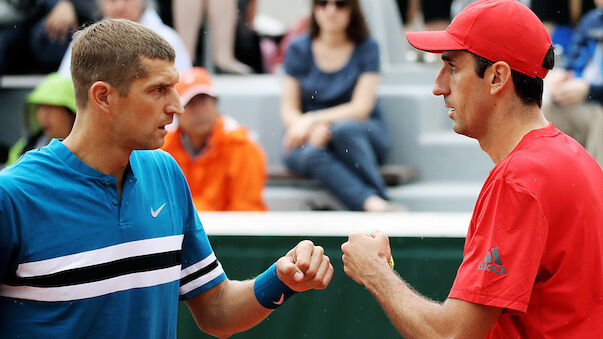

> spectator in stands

[
  {"left": 531, "top": 0, "right": 595, "bottom": 55},
  {"left": 280, "top": 0, "right": 393, "bottom": 212},
  {"left": 398, "top": 0, "right": 456, "bottom": 63},
  {"left": 5, "top": 72, "right": 75, "bottom": 166},
  {"left": 0, "top": 0, "right": 98, "bottom": 74},
  {"left": 57, "top": 0, "right": 191, "bottom": 76},
  {"left": 422, "top": 0, "right": 453, "bottom": 31},
  {"left": 544, "top": 0, "right": 603, "bottom": 167},
  {"left": 162, "top": 67, "right": 268, "bottom": 211},
  {"left": 531, "top": 0, "right": 594, "bottom": 35},
  {"left": 172, "top": 0, "right": 253, "bottom": 74},
  {"left": 397, "top": 0, "right": 452, "bottom": 31}
]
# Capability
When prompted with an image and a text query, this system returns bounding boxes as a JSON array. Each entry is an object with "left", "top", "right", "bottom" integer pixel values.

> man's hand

[
  {"left": 276, "top": 240, "right": 333, "bottom": 292},
  {"left": 341, "top": 230, "right": 392, "bottom": 285},
  {"left": 45, "top": 0, "right": 78, "bottom": 42}
]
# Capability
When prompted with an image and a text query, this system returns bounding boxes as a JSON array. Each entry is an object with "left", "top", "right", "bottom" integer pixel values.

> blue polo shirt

[{"left": 0, "top": 139, "right": 226, "bottom": 338}]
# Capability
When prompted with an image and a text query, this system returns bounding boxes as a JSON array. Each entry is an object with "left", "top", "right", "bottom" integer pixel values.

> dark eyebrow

[
  {"left": 153, "top": 82, "right": 170, "bottom": 88},
  {"left": 147, "top": 81, "right": 170, "bottom": 91},
  {"left": 442, "top": 55, "right": 453, "bottom": 62}
]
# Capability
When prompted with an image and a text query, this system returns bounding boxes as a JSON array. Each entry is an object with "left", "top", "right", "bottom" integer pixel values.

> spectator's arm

[
  {"left": 281, "top": 75, "right": 317, "bottom": 152},
  {"left": 310, "top": 72, "right": 380, "bottom": 123},
  {"left": 551, "top": 78, "right": 590, "bottom": 106},
  {"left": 280, "top": 75, "right": 316, "bottom": 152},
  {"left": 45, "top": 0, "right": 77, "bottom": 42},
  {"left": 280, "top": 75, "right": 303, "bottom": 127}
]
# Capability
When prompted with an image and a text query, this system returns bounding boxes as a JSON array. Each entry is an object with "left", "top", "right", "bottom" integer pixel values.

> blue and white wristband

[{"left": 253, "top": 263, "right": 297, "bottom": 309}]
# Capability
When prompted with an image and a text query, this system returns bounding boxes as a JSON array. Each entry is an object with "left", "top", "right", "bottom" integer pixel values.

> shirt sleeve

[
  {"left": 166, "top": 155, "right": 226, "bottom": 300},
  {"left": 57, "top": 45, "right": 73, "bottom": 78},
  {"left": 283, "top": 36, "right": 311, "bottom": 78},
  {"left": 357, "top": 38, "right": 380, "bottom": 73},
  {"left": 448, "top": 178, "right": 548, "bottom": 313},
  {"left": 0, "top": 186, "right": 19, "bottom": 285}
]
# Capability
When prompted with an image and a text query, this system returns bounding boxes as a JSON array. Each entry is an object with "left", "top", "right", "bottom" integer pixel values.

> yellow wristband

[{"left": 389, "top": 256, "right": 395, "bottom": 269}]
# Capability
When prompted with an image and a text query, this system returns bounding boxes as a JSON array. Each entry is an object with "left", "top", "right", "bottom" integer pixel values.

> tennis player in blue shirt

[{"left": 0, "top": 18, "right": 333, "bottom": 338}]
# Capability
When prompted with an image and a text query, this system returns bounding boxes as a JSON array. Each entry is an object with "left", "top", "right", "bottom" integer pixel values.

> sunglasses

[{"left": 316, "top": 0, "right": 349, "bottom": 9}]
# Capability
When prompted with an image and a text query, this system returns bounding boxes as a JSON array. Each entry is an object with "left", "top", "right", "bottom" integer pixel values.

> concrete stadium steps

[
  {"left": 264, "top": 181, "right": 483, "bottom": 212},
  {"left": 417, "top": 132, "right": 493, "bottom": 182},
  {"left": 1, "top": 68, "right": 493, "bottom": 213},
  {"left": 388, "top": 181, "right": 482, "bottom": 212}
]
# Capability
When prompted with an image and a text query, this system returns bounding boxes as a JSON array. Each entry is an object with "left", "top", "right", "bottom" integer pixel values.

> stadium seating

[{"left": 0, "top": 63, "right": 493, "bottom": 211}]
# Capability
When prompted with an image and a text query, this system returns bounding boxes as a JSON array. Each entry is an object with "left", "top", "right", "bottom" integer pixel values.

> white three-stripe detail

[
  {"left": 15, "top": 235, "right": 184, "bottom": 278},
  {"left": 0, "top": 266, "right": 182, "bottom": 302}
]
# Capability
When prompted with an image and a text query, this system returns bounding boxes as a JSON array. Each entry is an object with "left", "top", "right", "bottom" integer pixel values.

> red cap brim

[{"left": 405, "top": 31, "right": 465, "bottom": 53}]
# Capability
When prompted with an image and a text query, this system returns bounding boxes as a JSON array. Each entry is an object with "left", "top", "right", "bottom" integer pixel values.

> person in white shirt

[{"left": 57, "top": 0, "right": 192, "bottom": 76}]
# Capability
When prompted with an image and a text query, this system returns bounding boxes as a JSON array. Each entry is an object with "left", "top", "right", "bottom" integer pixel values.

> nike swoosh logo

[
  {"left": 273, "top": 293, "right": 285, "bottom": 305},
  {"left": 151, "top": 203, "right": 166, "bottom": 218}
]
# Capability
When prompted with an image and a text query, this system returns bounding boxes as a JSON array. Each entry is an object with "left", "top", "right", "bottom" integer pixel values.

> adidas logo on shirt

[{"left": 478, "top": 247, "right": 507, "bottom": 275}]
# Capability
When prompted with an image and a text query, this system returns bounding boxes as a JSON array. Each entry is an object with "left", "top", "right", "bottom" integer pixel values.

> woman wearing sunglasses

[{"left": 280, "top": 0, "right": 393, "bottom": 211}]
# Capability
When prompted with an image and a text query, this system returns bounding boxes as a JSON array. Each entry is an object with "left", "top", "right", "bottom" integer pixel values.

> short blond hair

[{"left": 71, "top": 18, "right": 175, "bottom": 109}]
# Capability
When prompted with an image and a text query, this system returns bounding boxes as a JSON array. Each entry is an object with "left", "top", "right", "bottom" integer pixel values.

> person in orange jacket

[{"left": 162, "top": 67, "right": 267, "bottom": 211}]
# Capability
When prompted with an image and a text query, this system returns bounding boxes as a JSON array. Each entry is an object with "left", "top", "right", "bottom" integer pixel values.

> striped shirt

[{"left": 0, "top": 139, "right": 226, "bottom": 338}]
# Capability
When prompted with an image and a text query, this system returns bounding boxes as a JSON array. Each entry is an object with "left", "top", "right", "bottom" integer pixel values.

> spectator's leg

[
  {"left": 283, "top": 145, "right": 377, "bottom": 211},
  {"left": 423, "top": 0, "right": 453, "bottom": 30},
  {"left": 172, "top": 0, "right": 205, "bottom": 62},
  {"left": 208, "top": 0, "right": 252, "bottom": 74},
  {"left": 328, "top": 120, "right": 391, "bottom": 200}
]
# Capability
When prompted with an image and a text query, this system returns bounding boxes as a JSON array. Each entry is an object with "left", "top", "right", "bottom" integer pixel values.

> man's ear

[
  {"left": 488, "top": 61, "right": 512, "bottom": 95},
  {"left": 89, "top": 81, "right": 113, "bottom": 113}
]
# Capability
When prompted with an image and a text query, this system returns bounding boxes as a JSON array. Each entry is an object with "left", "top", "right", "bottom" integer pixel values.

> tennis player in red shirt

[{"left": 341, "top": 0, "right": 603, "bottom": 337}]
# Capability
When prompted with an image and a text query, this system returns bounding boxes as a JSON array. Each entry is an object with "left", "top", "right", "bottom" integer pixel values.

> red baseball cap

[
  {"left": 175, "top": 67, "right": 216, "bottom": 106},
  {"left": 406, "top": 0, "right": 552, "bottom": 79}
]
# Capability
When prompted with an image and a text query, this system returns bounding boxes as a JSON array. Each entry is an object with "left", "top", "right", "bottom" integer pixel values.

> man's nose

[
  {"left": 168, "top": 89, "right": 185, "bottom": 115},
  {"left": 432, "top": 67, "right": 449, "bottom": 97}
]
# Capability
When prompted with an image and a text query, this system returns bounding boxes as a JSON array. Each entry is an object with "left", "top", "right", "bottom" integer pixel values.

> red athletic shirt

[{"left": 449, "top": 124, "right": 603, "bottom": 338}]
